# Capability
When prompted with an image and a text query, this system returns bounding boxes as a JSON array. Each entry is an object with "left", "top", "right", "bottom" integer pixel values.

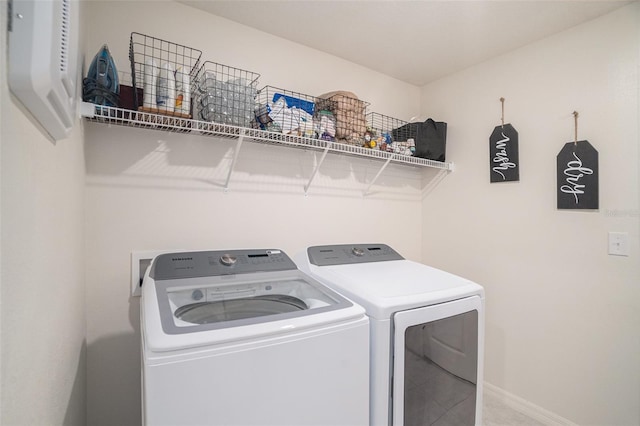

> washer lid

[
  {"left": 155, "top": 269, "right": 356, "bottom": 334},
  {"left": 142, "top": 249, "right": 369, "bottom": 352},
  {"left": 143, "top": 268, "right": 367, "bottom": 352}
]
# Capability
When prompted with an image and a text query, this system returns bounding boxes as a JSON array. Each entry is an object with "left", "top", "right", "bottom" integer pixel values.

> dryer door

[{"left": 392, "top": 296, "right": 483, "bottom": 426}]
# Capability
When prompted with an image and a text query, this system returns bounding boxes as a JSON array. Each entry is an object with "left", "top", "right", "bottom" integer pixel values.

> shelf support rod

[
  {"left": 363, "top": 154, "right": 395, "bottom": 196},
  {"left": 224, "top": 129, "right": 245, "bottom": 192},
  {"left": 304, "top": 143, "right": 332, "bottom": 195}
]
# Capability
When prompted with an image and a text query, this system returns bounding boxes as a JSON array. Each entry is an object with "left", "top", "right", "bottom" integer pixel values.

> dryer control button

[
  {"left": 351, "top": 247, "right": 365, "bottom": 257},
  {"left": 220, "top": 254, "right": 238, "bottom": 266}
]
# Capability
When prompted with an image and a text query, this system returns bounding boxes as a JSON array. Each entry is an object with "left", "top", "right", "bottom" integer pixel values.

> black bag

[{"left": 392, "top": 118, "right": 447, "bottom": 162}]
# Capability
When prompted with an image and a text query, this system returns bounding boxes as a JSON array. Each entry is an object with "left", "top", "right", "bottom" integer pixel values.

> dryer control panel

[
  {"left": 151, "top": 249, "right": 297, "bottom": 280},
  {"left": 308, "top": 244, "right": 404, "bottom": 266}
]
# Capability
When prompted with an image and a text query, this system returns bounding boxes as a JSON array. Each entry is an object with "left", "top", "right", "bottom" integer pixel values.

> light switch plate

[{"left": 608, "top": 232, "right": 629, "bottom": 257}]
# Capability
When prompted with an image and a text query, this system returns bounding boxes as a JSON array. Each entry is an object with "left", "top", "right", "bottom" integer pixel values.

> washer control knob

[
  {"left": 192, "top": 289, "right": 204, "bottom": 301},
  {"left": 220, "top": 254, "right": 237, "bottom": 266},
  {"left": 351, "top": 247, "right": 365, "bottom": 257}
]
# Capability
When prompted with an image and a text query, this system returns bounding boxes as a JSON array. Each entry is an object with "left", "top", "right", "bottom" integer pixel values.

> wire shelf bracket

[
  {"left": 224, "top": 129, "right": 245, "bottom": 192},
  {"left": 363, "top": 155, "right": 395, "bottom": 196},
  {"left": 304, "top": 142, "right": 332, "bottom": 196}
]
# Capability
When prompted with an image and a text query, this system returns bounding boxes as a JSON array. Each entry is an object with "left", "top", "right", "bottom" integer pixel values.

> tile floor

[
  {"left": 483, "top": 390, "right": 546, "bottom": 426},
  {"left": 404, "top": 351, "right": 545, "bottom": 426}
]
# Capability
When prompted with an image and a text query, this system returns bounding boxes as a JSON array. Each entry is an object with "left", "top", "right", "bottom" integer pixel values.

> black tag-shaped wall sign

[
  {"left": 556, "top": 140, "right": 599, "bottom": 209},
  {"left": 490, "top": 124, "right": 519, "bottom": 182}
]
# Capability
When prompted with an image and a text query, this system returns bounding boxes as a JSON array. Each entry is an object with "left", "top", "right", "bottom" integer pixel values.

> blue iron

[{"left": 83, "top": 44, "right": 120, "bottom": 107}]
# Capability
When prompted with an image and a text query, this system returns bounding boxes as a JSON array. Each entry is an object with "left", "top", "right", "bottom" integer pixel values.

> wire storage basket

[
  {"left": 254, "top": 86, "right": 338, "bottom": 140},
  {"left": 366, "top": 112, "right": 415, "bottom": 156},
  {"left": 129, "top": 32, "right": 203, "bottom": 118},
  {"left": 316, "top": 91, "right": 369, "bottom": 146},
  {"left": 194, "top": 61, "right": 260, "bottom": 128}
]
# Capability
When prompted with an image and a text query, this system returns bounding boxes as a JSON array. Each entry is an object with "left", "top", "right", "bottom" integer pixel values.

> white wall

[
  {"left": 0, "top": 1, "right": 87, "bottom": 425},
  {"left": 420, "top": 3, "right": 640, "bottom": 425},
  {"left": 83, "top": 2, "right": 424, "bottom": 425}
]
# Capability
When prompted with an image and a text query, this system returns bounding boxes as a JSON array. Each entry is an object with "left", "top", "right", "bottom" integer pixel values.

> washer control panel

[
  {"left": 150, "top": 249, "right": 296, "bottom": 280},
  {"left": 307, "top": 244, "right": 404, "bottom": 266}
]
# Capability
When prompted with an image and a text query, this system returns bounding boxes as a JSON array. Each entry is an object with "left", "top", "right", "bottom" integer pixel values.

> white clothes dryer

[
  {"left": 141, "top": 248, "right": 370, "bottom": 426},
  {"left": 296, "top": 244, "right": 485, "bottom": 426}
]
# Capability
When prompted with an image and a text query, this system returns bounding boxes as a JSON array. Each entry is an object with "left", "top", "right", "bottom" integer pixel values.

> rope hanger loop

[
  {"left": 500, "top": 97, "right": 505, "bottom": 127},
  {"left": 573, "top": 111, "right": 579, "bottom": 146}
]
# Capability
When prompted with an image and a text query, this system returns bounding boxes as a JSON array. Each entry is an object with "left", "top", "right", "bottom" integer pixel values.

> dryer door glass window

[
  {"left": 403, "top": 310, "right": 478, "bottom": 425},
  {"left": 392, "top": 296, "right": 482, "bottom": 426}
]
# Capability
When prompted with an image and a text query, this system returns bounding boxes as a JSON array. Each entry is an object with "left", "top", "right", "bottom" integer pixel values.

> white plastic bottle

[
  {"left": 156, "top": 62, "right": 175, "bottom": 112},
  {"left": 174, "top": 69, "right": 191, "bottom": 116},
  {"left": 180, "top": 71, "right": 191, "bottom": 116},
  {"left": 142, "top": 59, "right": 158, "bottom": 109},
  {"left": 175, "top": 67, "right": 183, "bottom": 112}
]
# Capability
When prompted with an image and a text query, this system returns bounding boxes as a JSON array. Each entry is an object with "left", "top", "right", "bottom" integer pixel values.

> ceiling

[{"left": 178, "top": 0, "right": 632, "bottom": 86}]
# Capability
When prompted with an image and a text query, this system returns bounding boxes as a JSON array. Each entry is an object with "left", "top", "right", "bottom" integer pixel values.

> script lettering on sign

[
  {"left": 493, "top": 132, "right": 516, "bottom": 178},
  {"left": 560, "top": 152, "right": 594, "bottom": 204},
  {"left": 490, "top": 124, "right": 519, "bottom": 182},
  {"left": 556, "top": 141, "right": 598, "bottom": 209}
]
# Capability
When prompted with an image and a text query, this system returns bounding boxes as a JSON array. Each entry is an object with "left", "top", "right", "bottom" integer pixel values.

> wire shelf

[{"left": 81, "top": 102, "right": 452, "bottom": 171}]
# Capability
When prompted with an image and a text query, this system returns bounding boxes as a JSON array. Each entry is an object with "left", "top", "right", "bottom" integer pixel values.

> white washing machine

[
  {"left": 296, "top": 244, "right": 485, "bottom": 426},
  {"left": 141, "top": 248, "right": 370, "bottom": 426}
]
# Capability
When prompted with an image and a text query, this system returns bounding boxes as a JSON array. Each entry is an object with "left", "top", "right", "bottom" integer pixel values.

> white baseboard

[{"left": 483, "top": 382, "right": 577, "bottom": 426}]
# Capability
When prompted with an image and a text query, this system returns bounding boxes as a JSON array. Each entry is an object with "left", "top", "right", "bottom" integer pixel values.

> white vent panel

[
  {"left": 8, "top": 0, "right": 78, "bottom": 141},
  {"left": 60, "top": 0, "right": 70, "bottom": 74}
]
